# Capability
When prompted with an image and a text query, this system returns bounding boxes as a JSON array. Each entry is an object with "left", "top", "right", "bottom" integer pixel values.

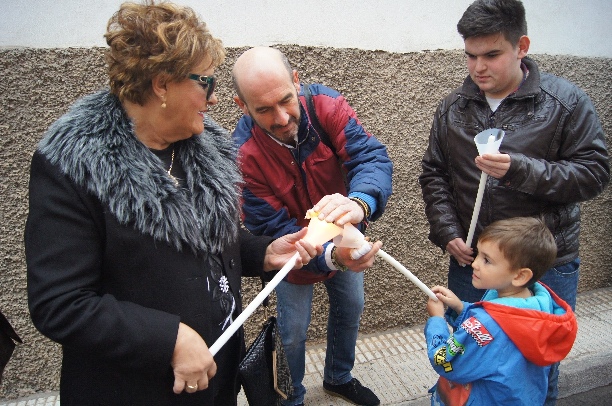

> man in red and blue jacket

[{"left": 232, "top": 46, "right": 392, "bottom": 406}]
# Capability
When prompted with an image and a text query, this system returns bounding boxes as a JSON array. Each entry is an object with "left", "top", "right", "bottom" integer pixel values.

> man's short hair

[{"left": 457, "top": 0, "right": 527, "bottom": 45}]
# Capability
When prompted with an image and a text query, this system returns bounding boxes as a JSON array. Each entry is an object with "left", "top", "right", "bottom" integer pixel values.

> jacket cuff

[{"left": 348, "top": 192, "right": 377, "bottom": 218}]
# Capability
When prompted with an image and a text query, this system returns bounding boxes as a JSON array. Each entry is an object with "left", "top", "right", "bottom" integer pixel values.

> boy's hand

[
  {"left": 431, "top": 286, "right": 464, "bottom": 314},
  {"left": 427, "top": 295, "right": 445, "bottom": 317}
]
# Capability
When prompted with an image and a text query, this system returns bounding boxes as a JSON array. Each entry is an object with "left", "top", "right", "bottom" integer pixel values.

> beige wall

[{"left": 0, "top": 45, "right": 610, "bottom": 398}]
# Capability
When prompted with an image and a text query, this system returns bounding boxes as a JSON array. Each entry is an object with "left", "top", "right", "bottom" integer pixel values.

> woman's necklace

[{"left": 167, "top": 147, "right": 179, "bottom": 186}]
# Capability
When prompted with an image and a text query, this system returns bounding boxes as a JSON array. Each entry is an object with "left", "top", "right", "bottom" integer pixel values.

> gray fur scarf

[{"left": 38, "top": 90, "right": 241, "bottom": 255}]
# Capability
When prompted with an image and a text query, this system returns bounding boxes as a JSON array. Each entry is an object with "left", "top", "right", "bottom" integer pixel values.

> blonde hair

[{"left": 104, "top": 0, "right": 225, "bottom": 104}]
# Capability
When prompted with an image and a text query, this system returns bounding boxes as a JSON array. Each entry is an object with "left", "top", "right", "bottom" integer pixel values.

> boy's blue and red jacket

[
  {"left": 232, "top": 83, "right": 393, "bottom": 284},
  {"left": 424, "top": 283, "right": 577, "bottom": 405}
]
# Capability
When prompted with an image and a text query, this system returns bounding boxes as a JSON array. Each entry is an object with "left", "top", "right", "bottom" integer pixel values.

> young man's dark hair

[{"left": 457, "top": 0, "right": 527, "bottom": 44}]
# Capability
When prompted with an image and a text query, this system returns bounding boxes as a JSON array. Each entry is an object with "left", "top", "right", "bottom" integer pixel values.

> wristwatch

[{"left": 331, "top": 246, "right": 349, "bottom": 272}]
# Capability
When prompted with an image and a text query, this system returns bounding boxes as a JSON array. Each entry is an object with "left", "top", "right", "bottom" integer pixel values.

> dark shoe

[{"left": 323, "top": 378, "right": 380, "bottom": 406}]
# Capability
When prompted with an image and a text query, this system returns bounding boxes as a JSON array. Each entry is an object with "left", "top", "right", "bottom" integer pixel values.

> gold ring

[{"left": 187, "top": 384, "right": 198, "bottom": 390}]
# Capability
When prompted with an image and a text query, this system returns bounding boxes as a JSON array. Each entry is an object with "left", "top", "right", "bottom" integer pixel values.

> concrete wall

[
  {"left": 0, "top": 44, "right": 610, "bottom": 399},
  {"left": 2, "top": 0, "right": 612, "bottom": 57}
]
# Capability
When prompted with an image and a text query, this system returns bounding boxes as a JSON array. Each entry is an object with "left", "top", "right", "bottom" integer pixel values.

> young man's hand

[{"left": 475, "top": 153, "right": 511, "bottom": 179}]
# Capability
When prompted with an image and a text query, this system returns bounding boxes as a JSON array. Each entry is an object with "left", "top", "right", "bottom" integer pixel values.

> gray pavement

[{"left": 2, "top": 286, "right": 611, "bottom": 406}]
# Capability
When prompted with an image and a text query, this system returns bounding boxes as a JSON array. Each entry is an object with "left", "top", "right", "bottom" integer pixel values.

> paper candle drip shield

[
  {"left": 303, "top": 210, "right": 344, "bottom": 246},
  {"left": 475, "top": 128, "right": 504, "bottom": 155},
  {"left": 333, "top": 223, "right": 366, "bottom": 249}
]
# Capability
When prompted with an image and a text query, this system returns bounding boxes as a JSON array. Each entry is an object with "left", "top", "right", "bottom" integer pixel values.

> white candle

[
  {"left": 209, "top": 252, "right": 299, "bottom": 356},
  {"left": 465, "top": 133, "right": 497, "bottom": 248},
  {"left": 376, "top": 250, "right": 438, "bottom": 301},
  {"left": 465, "top": 171, "right": 488, "bottom": 248}
]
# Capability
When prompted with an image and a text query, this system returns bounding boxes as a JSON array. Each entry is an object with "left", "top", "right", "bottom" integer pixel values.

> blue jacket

[
  {"left": 425, "top": 283, "right": 577, "bottom": 405},
  {"left": 233, "top": 83, "right": 393, "bottom": 284}
]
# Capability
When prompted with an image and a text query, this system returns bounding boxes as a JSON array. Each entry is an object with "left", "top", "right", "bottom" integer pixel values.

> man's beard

[{"left": 252, "top": 113, "right": 300, "bottom": 145}]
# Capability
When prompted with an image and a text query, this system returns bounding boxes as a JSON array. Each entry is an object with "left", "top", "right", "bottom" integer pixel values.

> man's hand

[
  {"left": 334, "top": 240, "right": 382, "bottom": 272},
  {"left": 263, "top": 228, "right": 323, "bottom": 272},
  {"left": 475, "top": 153, "right": 511, "bottom": 179},
  {"left": 171, "top": 323, "right": 217, "bottom": 394},
  {"left": 313, "top": 193, "right": 365, "bottom": 226},
  {"left": 446, "top": 237, "right": 474, "bottom": 266}
]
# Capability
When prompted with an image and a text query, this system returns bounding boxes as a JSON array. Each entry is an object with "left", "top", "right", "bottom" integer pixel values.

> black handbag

[
  {"left": 238, "top": 281, "right": 293, "bottom": 405},
  {"left": 0, "top": 309, "right": 22, "bottom": 384}
]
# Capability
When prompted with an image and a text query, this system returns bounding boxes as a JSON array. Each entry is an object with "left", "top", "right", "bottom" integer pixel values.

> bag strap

[
  {"left": 303, "top": 83, "right": 366, "bottom": 230},
  {"left": 303, "top": 82, "right": 351, "bottom": 193},
  {"left": 260, "top": 277, "right": 269, "bottom": 308},
  {"left": 303, "top": 83, "right": 336, "bottom": 155},
  {"left": 260, "top": 277, "right": 270, "bottom": 317},
  {"left": 0, "top": 310, "right": 22, "bottom": 344}
]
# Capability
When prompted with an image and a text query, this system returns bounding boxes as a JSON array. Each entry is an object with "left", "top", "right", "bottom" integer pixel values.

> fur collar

[{"left": 38, "top": 90, "right": 241, "bottom": 254}]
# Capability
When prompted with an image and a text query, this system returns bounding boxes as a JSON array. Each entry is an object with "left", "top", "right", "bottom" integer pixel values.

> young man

[
  {"left": 425, "top": 217, "right": 577, "bottom": 405},
  {"left": 419, "top": 1, "right": 608, "bottom": 402},
  {"left": 231, "top": 46, "right": 393, "bottom": 406},
  {"left": 420, "top": 0, "right": 609, "bottom": 308}
]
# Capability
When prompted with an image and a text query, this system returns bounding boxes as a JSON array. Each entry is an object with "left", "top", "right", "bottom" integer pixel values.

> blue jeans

[
  {"left": 540, "top": 258, "right": 579, "bottom": 311},
  {"left": 448, "top": 256, "right": 580, "bottom": 406},
  {"left": 276, "top": 271, "right": 365, "bottom": 406},
  {"left": 540, "top": 258, "right": 580, "bottom": 406}
]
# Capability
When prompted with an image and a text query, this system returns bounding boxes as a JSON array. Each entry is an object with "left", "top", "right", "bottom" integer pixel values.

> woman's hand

[
  {"left": 171, "top": 322, "right": 217, "bottom": 394},
  {"left": 263, "top": 228, "right": 323, "bottom": 272}
]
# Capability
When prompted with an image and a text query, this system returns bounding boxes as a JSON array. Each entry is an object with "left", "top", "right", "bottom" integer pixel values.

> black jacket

[
  {"left": 420, "top": 57, "right": 609, "bottom": 266},
  {"left": 25, "top": 91, "right": 272, "bottom": 405}
]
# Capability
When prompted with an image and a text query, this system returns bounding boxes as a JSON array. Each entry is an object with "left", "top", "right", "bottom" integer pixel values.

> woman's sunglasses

[{"left": 187, "top": 74, "right": 216, "bottom": 100}]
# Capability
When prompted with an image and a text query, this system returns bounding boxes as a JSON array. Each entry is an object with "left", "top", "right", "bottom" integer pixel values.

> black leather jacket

[{"left": 419, "top": 57, "right": 609, "bottom": 266}]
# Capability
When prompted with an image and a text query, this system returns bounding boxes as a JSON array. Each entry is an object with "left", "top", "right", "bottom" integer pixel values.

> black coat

[{"left": 25, "top": 91, "right": 272, "bottom": 405}]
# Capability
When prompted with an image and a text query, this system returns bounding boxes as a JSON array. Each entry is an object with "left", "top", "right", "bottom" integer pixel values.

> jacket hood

[
  {"left": 38, "top": 90, "right": 241, "bottom": 255},
  {"left": 480, "top": 283, "right": 577, "bottom": 366}
]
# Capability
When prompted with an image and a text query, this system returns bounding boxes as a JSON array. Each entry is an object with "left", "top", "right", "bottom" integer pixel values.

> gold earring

[{"left": 161, "top": 97, "right": 167, "bottom": 109}]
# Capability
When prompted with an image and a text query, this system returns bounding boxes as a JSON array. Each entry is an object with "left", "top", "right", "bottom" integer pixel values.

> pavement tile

[{"left": 2, "top": 287, "right": 611, "bottom": 406}]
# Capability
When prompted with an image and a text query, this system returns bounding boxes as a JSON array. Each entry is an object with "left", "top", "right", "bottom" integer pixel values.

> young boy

[{"left": 425, "top": 217, "right": 577, "bottom": 405}]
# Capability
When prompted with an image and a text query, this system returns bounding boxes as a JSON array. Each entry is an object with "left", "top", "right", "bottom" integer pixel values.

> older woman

[{"left": 24, "top": 2, "right": 320, "bottom": 405}]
